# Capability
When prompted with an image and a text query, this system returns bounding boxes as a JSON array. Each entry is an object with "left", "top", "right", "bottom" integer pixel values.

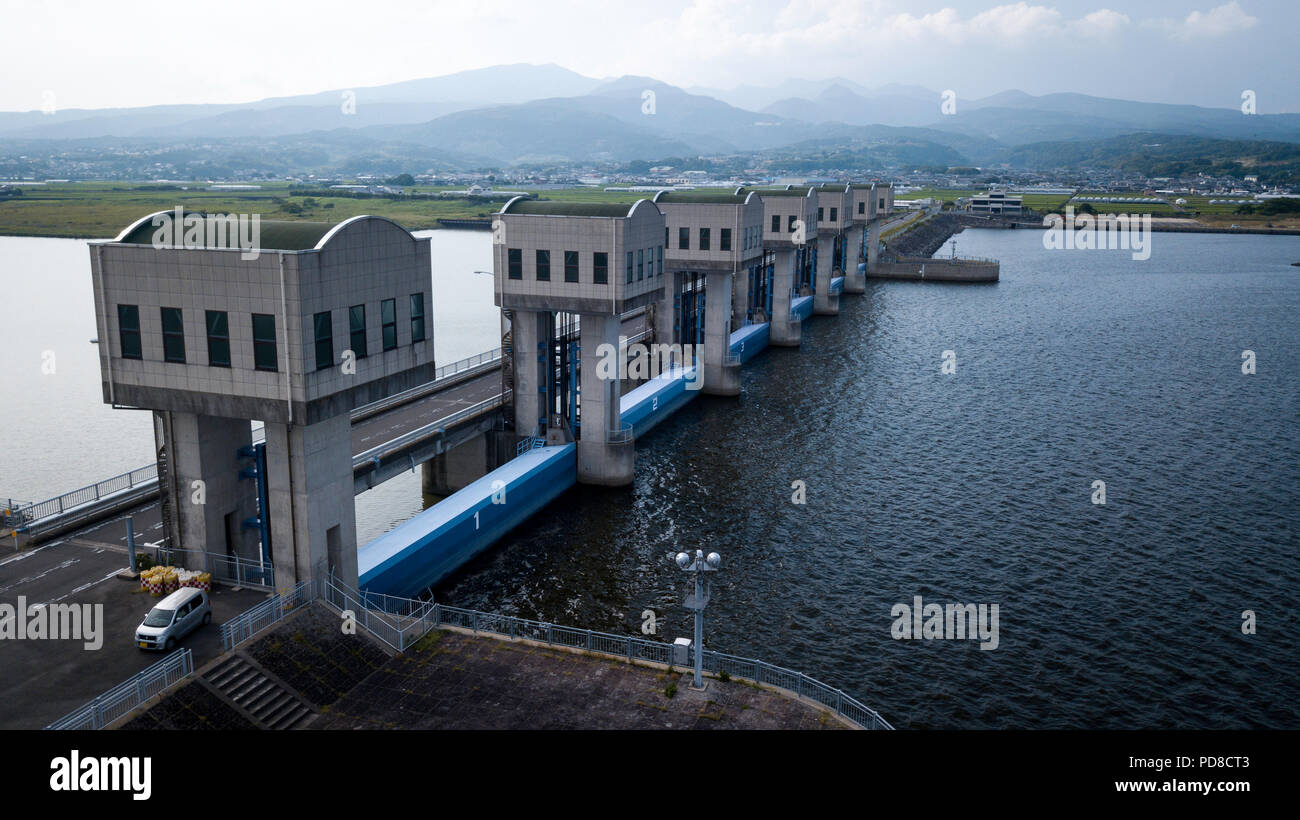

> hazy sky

[{"left": 4, "top": 0, "right": 1297, "bottom": 112}]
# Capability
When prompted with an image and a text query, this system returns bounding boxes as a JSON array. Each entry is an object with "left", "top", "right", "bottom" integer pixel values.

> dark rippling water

[{"left": 427, "top": 229, "right": 1300, "bottom": 729}]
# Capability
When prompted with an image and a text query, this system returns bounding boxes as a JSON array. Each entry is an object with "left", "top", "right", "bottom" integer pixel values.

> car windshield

[{"left": 143, "top": 608, "right": 175, "bottom": 627}]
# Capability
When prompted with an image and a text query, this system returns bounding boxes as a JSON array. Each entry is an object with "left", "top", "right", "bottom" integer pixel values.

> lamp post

[{"left": 675, "top": 549, "right": 721, "bottom": 690}]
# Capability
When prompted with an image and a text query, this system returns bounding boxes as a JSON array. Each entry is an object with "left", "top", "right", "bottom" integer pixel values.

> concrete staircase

[{"left": 204, "top": 655, "right": 312, "bottom": 729}]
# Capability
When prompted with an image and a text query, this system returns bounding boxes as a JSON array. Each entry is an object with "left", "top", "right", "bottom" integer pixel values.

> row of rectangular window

[
  {"left": 507, "top": 249, "right": 612, "bottom": 284},
  {"left": 670, "top": 227, "right": 734, "bottom": 252},
  {"left": 625, "top": 246, "right": 664, "bottom": 283},
  {"left": 116, "top": 294, "right": 426, "bottom": 374},
  {"left": 319, "top": 293, "right": 425, "bottom": 371},
  {"left": 118, "top": 305, "right": 278, "bottom": 371},
  {"left": 771, "top": 215, "right": 807, "bottom": 233},
  {"left": 817, "top": 207, "right": 838, "bottom": 222}
]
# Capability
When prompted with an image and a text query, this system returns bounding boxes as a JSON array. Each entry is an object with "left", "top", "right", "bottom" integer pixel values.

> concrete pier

[
  {"left": 422, "top": 434, "right": 488, "bottom": 496},
  {"left": 152, "top": 411, "right": 259, "bottom": 562},
  {"left": 769, "top": 249, "right": 802, "bottom": 347},
  {"left": 578, "top": 312, "right": 635, "bottom": 485},
  {"left": 509, "top": 309, "right": 547, "bottom": 437},
  {"left": 702, "top": 269, "right": 741, "bottom": 395},
  {"left": 813, "top": 234, "right": 841, "bottom": 315},
  {"left": 843, "top": 224, "right": 866, "bottom": 294},
  {"left": 265, "top": 412, "right": 359, "bottom": 590}
]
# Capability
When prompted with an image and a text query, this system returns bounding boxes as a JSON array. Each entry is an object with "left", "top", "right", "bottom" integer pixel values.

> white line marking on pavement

[
  {"left": 0, "top": 540, "right": 66, "bottom": 567},
  {"left": 0, "top": 558, "right": 81, "bottom": 594},
  {"left": 48, "top": 569, "right": 122, "bottom": 604}
]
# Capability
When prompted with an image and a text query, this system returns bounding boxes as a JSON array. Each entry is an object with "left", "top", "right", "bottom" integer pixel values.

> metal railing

[
  {"left": 160, "top": 547, "right": 275, "bottom": 589},
  {"left": 318, "top": 577, "right": 892, "bottom": 729},
  {"left": 45, "top": 649, "right": 194, "bottom": 730},
  {"left": 606, "top": 423, "right": 634, "bottom": 445},
  {"left": 514, "top": 436, "right": 546, "bottom": 457},
  {"left": 908, "top": 254, "right": 1000, "bottom": 265},
  {"left": 354, "top": 348, "right": 505, "bottom": 421},
  {"left": 220, "top": 580, "right": 312, "bottom": 651},
  {"left": 435, "top": 348, "right": 503, "bottom": 382},
  {"left": 17, "top": 464, "right": 158, "bottom": 529},
  {"left": 353, "top": 390, "right": 511, "bottom": 466},
  {"left": 48, "top": 575, "right": 892, "bottom": 730},
  {"left": 318, "top": 574, "right": 439, "bottom": 652},
  {"left": 431, "top": 604, "right": 893, "bottom": 730}
]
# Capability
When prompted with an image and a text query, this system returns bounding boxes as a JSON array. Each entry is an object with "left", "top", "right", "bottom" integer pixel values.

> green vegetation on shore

[{"left": 0, "top": 182, "right": 530, "bottom": 238}]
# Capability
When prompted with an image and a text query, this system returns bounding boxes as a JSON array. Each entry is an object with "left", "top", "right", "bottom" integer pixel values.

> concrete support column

[
  {"left": 769, "top": 248, "right": 801, "bottom": 347},
  {"left": 157, "top": 411, "right": 258, "bottom": 559},
  {"left": 512, "top": 309, "right": 546, "bottom": 437},
  {"left": 814, "top": 234, "right": 840, "bottom": 316},
  {"left": 577, "top": 312, "right": 634, "bottom": 486},
  {"left": 656, "top": 272, "right": 677, "bottom": 346},
  {"left": 867, "top": 220, "right": 881, "bottom": 270},
  {"left": 421, "top": 434, "right": 488, "bottom": 497},
  {"left": 732, "top": 265, "right": 751, "bottom": 328},
  {"left": 264, "top": 412, "right": 358, "bottom": 591},
  {"left": 843, "top": 225, "right": 866, "bottom": 294},
  {"left": 702, "top": 269, "right": 740, "bottom": 396}
]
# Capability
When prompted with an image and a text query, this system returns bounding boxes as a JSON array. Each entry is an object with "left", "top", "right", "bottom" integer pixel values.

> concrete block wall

[
  {"left": 297, "top": 218, "right": 434, "bottom": 411},
  {"left": 757, "top": 189, "right": 820, "bottom": 247},
  {"left": 493, "top": 201, "right": 665, "bottom": 316}
]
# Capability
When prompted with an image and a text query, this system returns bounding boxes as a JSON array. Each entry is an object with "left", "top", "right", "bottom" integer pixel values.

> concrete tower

[
  {"left": 653, "top": 189, "right": 766, "bottom": 396},
  {"left": 492, "top": 198, "right": 666, "bottom": 486},
  {"left": 90, "top": 212, "right": 437, "bottom": 590},
  {"left": 748, "top": 186, "right": 820, "bottom": 346}
]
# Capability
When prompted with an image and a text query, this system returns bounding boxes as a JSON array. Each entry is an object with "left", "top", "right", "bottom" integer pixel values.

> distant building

[{"left": 968, "top": 192, "right": 1022, "bottom": 215}]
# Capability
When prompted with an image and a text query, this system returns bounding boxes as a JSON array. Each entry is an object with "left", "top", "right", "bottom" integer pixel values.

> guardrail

[
  {"left": 318, "top": 574, "right": 438, "bottom": 652},
  {"left": 436, "top": 348, "right": 503, "bottom": 382},
  {"left": 515, "top": 436, "right": 546, "bottom": 457},
  {"left": 220, "top": 580, "right": 312, "bottom": 651},
  {"left": 51, "top": 576, "right": 892, "bottom": 730},
  {"left": 353, "top": 390, "right": 511, "bottom": 467},
  {"left": 45, "top": 649, "right": 194, "bottom": 730},
  {"left": 318, "top": 577, "right": 892, "bottom": 729},
  {"left": 161, "top": 547, "right": 275, "bottom": 589},
  {"left": 354, "top": 348, "right": 505, "bottom": 421},
  {"left": 432, "top": 604, "right": 893, "bottom": 730},
  {"left": 17, "top": 465, "right": 158, "bottom": 529}
]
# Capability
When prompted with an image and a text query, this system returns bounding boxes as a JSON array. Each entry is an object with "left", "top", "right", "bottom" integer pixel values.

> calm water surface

[{"left": 383, "top": 228, "right": 1300, "bottom": 729}]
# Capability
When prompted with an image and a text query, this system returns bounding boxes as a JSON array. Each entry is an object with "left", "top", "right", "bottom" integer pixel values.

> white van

[{"left": 136, "top": 587, "right": 212, "bottom": 651}]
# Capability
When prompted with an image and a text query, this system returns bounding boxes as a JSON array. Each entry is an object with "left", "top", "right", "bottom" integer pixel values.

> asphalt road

[{"left": 0, "top": 521, "right": 269, "bottom": 729}]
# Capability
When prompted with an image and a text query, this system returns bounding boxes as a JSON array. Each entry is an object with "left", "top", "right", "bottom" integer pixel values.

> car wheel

[
  {"left": 202, "top": 612, "right": 211, "bottom": 625},
  {"left": 164, "top": 637, "right": 175, "bottom": 652}
]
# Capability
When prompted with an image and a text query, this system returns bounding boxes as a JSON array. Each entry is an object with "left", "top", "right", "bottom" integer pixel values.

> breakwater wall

[{"left": 867, "top": 257, "right": 999, "bottom": 283}]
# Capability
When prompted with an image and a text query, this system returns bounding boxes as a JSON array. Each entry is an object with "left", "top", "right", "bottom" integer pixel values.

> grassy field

[{"left": 0, "top": 182, "right": 536, "bottom": 238}]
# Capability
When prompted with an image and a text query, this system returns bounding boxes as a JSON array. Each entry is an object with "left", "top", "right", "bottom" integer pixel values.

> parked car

[{"left": 136, "top": 587, "right": 211, "bottom": 651}]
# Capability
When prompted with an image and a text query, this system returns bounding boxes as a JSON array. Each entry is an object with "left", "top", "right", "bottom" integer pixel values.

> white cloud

[
  {"left": 1072, "top": 9, "right": 1131, "bottom": 39},
  {"left": 883, "top": 3, "right": 1065, "bottom": 44},
  {"left": 1159, "top": 2, "right": 1258, "bottom": 40}
]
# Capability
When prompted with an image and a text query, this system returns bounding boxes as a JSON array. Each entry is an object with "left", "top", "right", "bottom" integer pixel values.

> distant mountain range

[{"left": 3, "top": 63, "right": 1299, "bottom": 172}]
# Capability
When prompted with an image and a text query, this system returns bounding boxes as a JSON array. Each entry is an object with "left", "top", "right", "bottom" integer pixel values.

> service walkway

[{"left": 121, "top": 604, "right": 853, "bottom": 730}]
